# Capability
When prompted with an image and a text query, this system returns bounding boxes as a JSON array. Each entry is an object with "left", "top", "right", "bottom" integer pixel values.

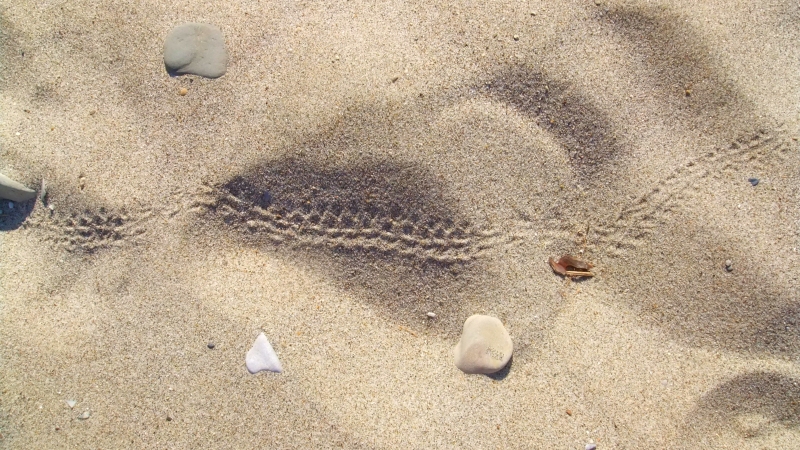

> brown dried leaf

[{"left": 549, "top": 255, "right": 594, "bottom": 277}]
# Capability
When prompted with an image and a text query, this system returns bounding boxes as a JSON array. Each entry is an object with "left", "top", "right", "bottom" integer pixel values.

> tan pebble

[
  {"left": 454, "top": 314, "right": 513, "bottom": 374},
  {"left": 179, "top": 88, "right": 188, "bottom": 96}
]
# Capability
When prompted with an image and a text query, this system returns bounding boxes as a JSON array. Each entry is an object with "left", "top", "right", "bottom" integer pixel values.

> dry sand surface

[{"left": 1, "top": 0, "right": 799, "bottom": 448}]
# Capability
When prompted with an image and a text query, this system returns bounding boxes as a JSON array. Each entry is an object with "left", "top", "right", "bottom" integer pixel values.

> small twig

[
  {"left": 398, "top": 326, "right": 418, "bottom": 337},
  {"left": 583, "top": 223, "right": 590, "bottom": 252},
  {"left": 565, "top": 270, "right": 594, "bottom": 278}
]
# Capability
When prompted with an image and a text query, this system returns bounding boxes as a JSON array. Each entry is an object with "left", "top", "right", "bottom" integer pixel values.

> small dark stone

[
  {"left": 725, "top": 260, "right": 733, "bottom": 272},
  {"left": 207, "top": 342, "right": 215, "bottom": 349},
  {"left": 260, "top": 191, "right": 272, "bottom": 207},
  {"left": 748, "top": 178, "right": 759, "bottom": 186},
  {"left": 166, "top": 416, "right": 172, "bottom": 422}
]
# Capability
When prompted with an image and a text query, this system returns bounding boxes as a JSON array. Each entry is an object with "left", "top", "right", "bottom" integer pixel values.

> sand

[{"left": 1, "top": 0, "right": 799, "bottom": 448}]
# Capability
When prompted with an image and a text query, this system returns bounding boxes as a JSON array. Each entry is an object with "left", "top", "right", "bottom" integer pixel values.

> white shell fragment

[
  {"left": 454, "top": 314, "right": 513, "bottom": 374},
  {"left": 66, "top": 400, "right": 77, "bottom": 409},
  {"left": 246, "top": 333, "right": 283, "bottom": 374},
  {"left": 0, "top": 173, "right": 36, "bottom": 202}
]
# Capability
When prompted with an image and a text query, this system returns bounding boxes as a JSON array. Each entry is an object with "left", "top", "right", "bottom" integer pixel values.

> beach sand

[{"left": 1, "top": 0, "right": 799, "bottom": 448}]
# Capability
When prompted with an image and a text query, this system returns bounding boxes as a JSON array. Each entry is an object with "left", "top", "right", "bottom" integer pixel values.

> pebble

[
  {"left": 77, "top": 411, "right": 91, "bottom": 420},
  {"left": 260, "top": 191, "right": 273, "bottom": 206},
  {"left": 207, "top": 342, "right": 215, "bottom": 349},
  {"left": 0, "top": 173, "right": 36, "bottom": 202},
  {"left": 748, "top": 177, "right": 759, "bottom": 186},
  {"left": 453, "top": 314, "right": 513, "bottom": 374},
  {"left": 164, "top": 23, "right": 228, "bottom": 78},
  {"left": 246, "top": 333, "right": 283, "bottom": 374},
  {"left": 586, "top": 444, "right": 597, "bottom": 450},
  {"left": 66, "top": 400, "right": 77, "bottom": 409},
  {"left": 426, "top": 312, "right": 436, "bottom": 318},
  {"left": 179, "top": 87, "right": 188, "bottom": 96},
  {"left": 725, "top": 260, "right": 733, "bottom": 272}
]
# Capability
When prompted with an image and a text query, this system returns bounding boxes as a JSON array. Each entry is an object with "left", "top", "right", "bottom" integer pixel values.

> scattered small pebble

[
  {"left": 179, "top": 87, "right": 188, "bottom": 96},
  {"left": 66, "top": 400, "right": 77, "bottom": 409},
  {"left": 207, "top": 342, "right": 215, "bottom": 349},
  {"left": 8, "top": 202, "right": 13, "bottom": 210},
  {"left": 725, "top": 260, "right": 733, "bottom": 272},
  {"left": 530, "top": 11, "right": 537, "bottom": 16},
  {"left": 77, "top": 411, "right": 91, "bottom": 420},
  {"left": 261, "top": 191, "right": 273, "bottom": 206},
  {"left": 748, "top": 177, "right": 759, "bottom": 186},
  {"left": 586, "top": 444, "right": 597, "bottom": 450},
  {"left": 513, "top": 34, "right": 519, "bottom": 41},
  {"left": 426, "top": 312, "right": 436, "bottom": 318},
  {"left": 594, "top": 0, "right": 602, "bottom": 5},
  {"left": 166, "top": 416, "right": 173, "bottom": 421}
]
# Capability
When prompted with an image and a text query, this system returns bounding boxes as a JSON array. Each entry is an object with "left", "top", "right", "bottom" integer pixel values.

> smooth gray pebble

[{"left": 164, "top": 23, "right": 227, "bottom": 78}]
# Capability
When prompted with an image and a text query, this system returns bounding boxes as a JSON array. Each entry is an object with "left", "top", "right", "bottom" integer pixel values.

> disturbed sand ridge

[{"left": 18, "top": 124, "right": 795, "bottom": 263}]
